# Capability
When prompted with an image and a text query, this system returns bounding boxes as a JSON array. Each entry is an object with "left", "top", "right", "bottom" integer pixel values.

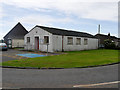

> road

[{"left": 2, "top": 64, "right": 119, "bottom": 89}]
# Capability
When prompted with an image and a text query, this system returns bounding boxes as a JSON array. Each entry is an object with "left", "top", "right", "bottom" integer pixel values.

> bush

[{"left": 104, "top": 39, "right": 116, "bottom": 49}]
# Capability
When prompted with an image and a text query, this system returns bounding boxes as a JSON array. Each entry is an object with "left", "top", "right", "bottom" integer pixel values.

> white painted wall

[
  {"left": 52, "top": 35, "right": 62, "bottom": 51},
  {"left": 25, "top": 27, "right": 98, "bottom": 52},
  {"left": 52, "top": 35, "right": 98, "bottom": 52},
  {"left": 12, "top": 39, "right": 24, "bottom": 48},
  {"left": 24, "top": 27, "right": 54, "bottom": 52}
]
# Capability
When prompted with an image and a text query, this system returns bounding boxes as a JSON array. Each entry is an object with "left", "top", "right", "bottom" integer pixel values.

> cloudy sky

[{"left": 0, "top": 0, "right": 119, "bottom": 39}]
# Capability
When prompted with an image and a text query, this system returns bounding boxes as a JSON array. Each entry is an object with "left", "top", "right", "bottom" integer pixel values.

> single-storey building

[
  {"left": 4, "top": 22, "right": 28, "bottom": 48},
  {"left": 95, "top": 33, "right": 120, "bottom": 48},
  {"left": 24, "top": 25, "right": 98, "bottom": 52}
]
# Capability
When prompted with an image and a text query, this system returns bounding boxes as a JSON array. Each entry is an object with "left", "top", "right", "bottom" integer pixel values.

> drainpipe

[
  {"left": 98, "top": 39, "right": 100, "bottom": 49},
  {"left": 62, "top": 36, "right": 64, "bottom": 52}
]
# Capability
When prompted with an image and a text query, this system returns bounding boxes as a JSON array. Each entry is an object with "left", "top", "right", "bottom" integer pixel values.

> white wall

[
  {"left": 24, "top": 27, "right": 54, "bottom": 52},
  {"left": 52, "top": 35, "right": 98, "bottom": 52},
  {"left": 52, "top": 35, "right": 62, "bottom": 51}
]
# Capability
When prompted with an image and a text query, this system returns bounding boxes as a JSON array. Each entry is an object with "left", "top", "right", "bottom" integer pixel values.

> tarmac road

[{"left": 2, "top": 64, "right": 119, "bottom": 89}]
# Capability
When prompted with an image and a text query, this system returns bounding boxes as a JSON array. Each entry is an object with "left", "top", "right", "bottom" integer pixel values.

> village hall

[{"left": 24, "top": 25, "right": 98, "bottom": 52}]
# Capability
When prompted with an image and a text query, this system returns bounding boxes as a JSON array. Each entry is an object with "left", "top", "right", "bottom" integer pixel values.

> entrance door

[{"left": 35, "top": 37, "right": 39, "bottom": 50}]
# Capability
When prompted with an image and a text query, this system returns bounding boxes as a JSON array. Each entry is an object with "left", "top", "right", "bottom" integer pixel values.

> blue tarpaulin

[{"left": 17, "top": 53, "right": 46, "bottom": 58}]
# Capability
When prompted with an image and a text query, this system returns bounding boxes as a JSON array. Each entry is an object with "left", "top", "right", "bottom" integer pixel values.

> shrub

[{"left": 104, "top": 39, "right": 116, "bottom": 49}]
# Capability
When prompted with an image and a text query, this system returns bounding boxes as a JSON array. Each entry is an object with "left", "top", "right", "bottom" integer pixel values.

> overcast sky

[{"left": 0, "top": 0, "right": 119, "bottom": 39}]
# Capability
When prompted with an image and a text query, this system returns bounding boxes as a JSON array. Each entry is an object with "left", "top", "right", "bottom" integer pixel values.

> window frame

[
  {"left": 76, "top": 38, "right": 81, "bottom": 45},
  {"left": 27, "top": 37, "right": 30, "bottom": 43},
  {"left": 84, "top": 38, "right": 88, "bottom": 45},
  {"left": 44, "top": 36, "right": 49, "bottom": 44},
  {"left": 67, "top": 37, "right": 73, "bottom": 45}
]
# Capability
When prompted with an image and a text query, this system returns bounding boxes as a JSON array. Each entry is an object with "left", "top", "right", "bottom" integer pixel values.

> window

[
  {"left": 44, "top": 36, "right": 49, "bottom": 44},
  {"left": 27, "top": 37, "right": 30, "bottom": 43},
  {"left": 67, "top": 37, "right": 73, "bottom": 45},
  {"left": 76, "top": 38, "right": 81, "bottom": 45},
  {"left": 84, "top": 38, "right": 88, "bottom": 45}
]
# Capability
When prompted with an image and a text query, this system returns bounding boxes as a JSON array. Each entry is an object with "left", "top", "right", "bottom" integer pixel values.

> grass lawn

[{"left": 2, "top": 49, "right": 119, "bottom": 68}]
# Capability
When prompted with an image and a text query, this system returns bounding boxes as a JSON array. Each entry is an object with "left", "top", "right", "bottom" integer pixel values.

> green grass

[{"left": 2, "top": 49, "right": 119, "bottom": 68}]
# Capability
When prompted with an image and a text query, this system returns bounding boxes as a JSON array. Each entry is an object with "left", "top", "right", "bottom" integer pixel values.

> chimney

[
  {"left": 98, "top": 24, "right": 100, "bottom": 34},
  {"left": 108, "top": 32, "right": 110, "bottom": 36},
  {"left": 108, "top": 32, "right": 111, "bottom": 39}
]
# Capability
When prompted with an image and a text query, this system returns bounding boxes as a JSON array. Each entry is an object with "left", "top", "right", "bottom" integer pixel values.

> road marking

[{"left": 73, "top": 81, "right": 120, "bottom": 88}]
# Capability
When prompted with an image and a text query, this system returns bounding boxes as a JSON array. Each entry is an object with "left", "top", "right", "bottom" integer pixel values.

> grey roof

[
  {"left": 36, "top": 25, "right": 96, "bottom": 38},
  {"left": 95, "top": 34, "right": 119, "bottom": 39},
  {"left": 4, "top": 22, "right": 28, "bottom": 39}
]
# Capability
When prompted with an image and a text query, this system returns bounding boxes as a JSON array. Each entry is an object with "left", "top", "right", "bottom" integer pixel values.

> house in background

[
  {"left": 94, "top": 24, "right": 120, "bottom": 48},
  {"left": 95, "top": 33, "right": 120, "bottom": 48},
  {"left": 24, "top": 25, "right": 98, "bottom": 52},
  {"left": 4, "top": 22, "right": 28, "bottom": 48}
]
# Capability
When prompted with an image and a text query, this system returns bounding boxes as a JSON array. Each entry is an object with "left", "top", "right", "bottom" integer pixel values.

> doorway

[{"left": 35, "top": 37, "right": 39, "bottom": 50}]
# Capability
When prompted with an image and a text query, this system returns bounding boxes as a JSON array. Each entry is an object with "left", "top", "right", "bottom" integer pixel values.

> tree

[
  {"left": 0, "top": 39, "right": 4, "bottom": 43},
  {"left": 104, "top": 39, "right": 116, "bottom": 49}
]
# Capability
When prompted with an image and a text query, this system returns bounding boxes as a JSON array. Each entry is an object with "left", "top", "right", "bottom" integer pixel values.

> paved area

[
  {"left": 1, "top": 49, "right": 63, "bottom": 62},
  {"left": 16, "top": 53, "right": 46, "bottom": 58},
  {"left": 2, "top": 49, "right": 29, "bottom": 62},
  {"left": 2, "top": 64, "right": 119, "bottom": 89}
]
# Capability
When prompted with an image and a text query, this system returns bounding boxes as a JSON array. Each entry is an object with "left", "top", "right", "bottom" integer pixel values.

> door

[{"left": 35, "top": 37, "right": 39, "bottom": 50}]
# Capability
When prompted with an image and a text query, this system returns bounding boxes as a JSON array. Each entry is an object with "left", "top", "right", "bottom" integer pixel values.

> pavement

[{"left": 2, "top": 64, "right": 119, "bottom": 89}]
